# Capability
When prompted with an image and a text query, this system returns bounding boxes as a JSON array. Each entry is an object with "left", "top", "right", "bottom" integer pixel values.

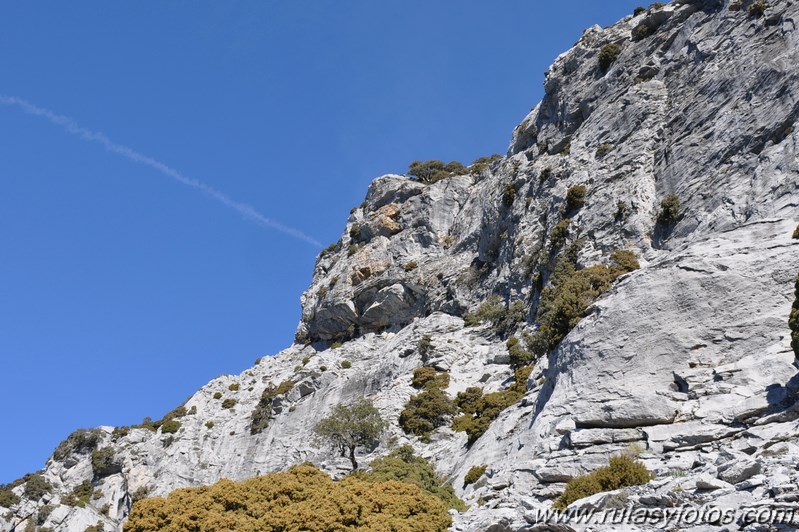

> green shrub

[
  {"left": 469, "top": 154, "right": 502, "bottom": 175},
  {"left": 790, "top": 273, "right": 799, "bottom": 358},
  {"left": 792, "top": 225, "right": 799, "bottom": 239},
  {"left": 331, "top": 341, "right": 342, "bottom": 349},
  {"left": 464, "top": 465, "right": 487, "bottom": 487},
  {"left": 502, "top": 182, "right": 517, "bottom": 207},
  {"left": 464, "top": 296, "right": 527, "bottom": 337},
  {"left": 320, "top": 365, "right": 328, "bottom": 372},
  {"left": 212, "top": 392, "right": 222, "bottom": 400},
  {"left": 595, "top": 143, "right": 614, "bottom": 158},
  {"left": 399, "top": 386, "right": 456, "bottom": 442},
  {"left": 615, "top": 201, "right": 631, "bottom": 222},
  {"left": 632, "top": 23, "right": 654, "bottom": 40},
  {"left": 506, "top": 336, "right": 533, "bottom": 368},
  {"left": 21, "top": 474, "right": 51, "bottom": 501},
  {"left": 634, "top": 6, "right": 645, "bottom": 15},
  {"left": 550, "top": 219, "right": 572, "bottom": 249},
  {"left": 205, "top": 421, "right": 214, "bottom": 429},
  {"left": 126, "top": 464, "right": 451, "bottom": 532},
  {"left": 418, "top": 334, "right": 433, "bottom": 360},
  {"left": 527, "top": 249, "right": 639, "bottom": 358},
  {"left": 37, "top": 504, "right": 53, "bottom": 524},
  {"left": 598, "top": 43, "right": 622, "bottom": 71},
  {"left": 566, "top": 185, "right": 587, "bottom": 212},
  {"left": 451, "top": 368, "right": 530, "bottom": 445},
  {"left": 553, "top": 455, "right": 653, "bottom": 510},
  {"left": 407, "top": 160, "right": 467, "bottom": 184},
  {"left": 658, "top": 194, "right": 681, "bottom": 224},
  {"left": 347, "top": 242, "right": 363, "bottom": 256},
  {"left": 411, "top": 368, "right": 450, "bottom": 390},
  {"left": 749, "top": 0, "right": 767, "bottom": 17},
  {"left": 221, "top": 398, "right": 236, "bottom": 409},
  {"left": 404, "top": 260, "right": 418, "bottom": 271},
  {"left": 341, "top": 360, "right": 352, "bottom": 369},
  {"left": 85, "top": 523, "right": 104, "bottom": 532},
  {"left": 314, "top": 400, "right": 386, "bottom": 470},
  {"left": 62, "top": 479, "right": 93, "bottom": 507},
  {"left": 160, "top": 420, "right": 181, "bottom": 434},
  {"left": 356, "top": 445, "right": 467, "bottom": 511},
  {"left": 250, "top": 380, "right": 295, "bottom": 434},
  {"left": 0, "top": 483, "right": 20, "bottom": 507},
  {"left": 53, "top": 428, "right": 102, "bottom": 461},
  {"left": 91, "top": 447, "right": 121, "bottom": 478}
]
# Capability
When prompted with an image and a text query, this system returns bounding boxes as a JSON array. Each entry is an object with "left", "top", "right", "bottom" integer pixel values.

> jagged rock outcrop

[{"left": 3, "top": 1, "right": 798, "bottom": 530}]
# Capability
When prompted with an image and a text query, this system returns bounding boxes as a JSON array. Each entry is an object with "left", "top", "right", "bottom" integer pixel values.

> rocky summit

[{"left": 3, "top": 0, "right": 799, "bottom": 530}]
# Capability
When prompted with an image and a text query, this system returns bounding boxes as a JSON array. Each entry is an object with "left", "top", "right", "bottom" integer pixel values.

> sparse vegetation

[
  {"left": 792, "top": 225, "right": 799, "bottom": 239},
  {"left": 411, "top": 367, "right": 450, "bottom": 390},
  {"left": 463, "top": 296, "right": 527, "bottom": 337},
  {"left": 469, "top": 154, "right": 502, "bottom": 175},
  {"left": 341, "top": 360, "right": 352, "bottom": 369},
  {"left": 632, "top": 23, "right": 654, "bottom": 40},
  {"left": 595, "top": 143, "right": 614, "bottom": 158},
  {"left": 566, "top": 185, "right": 587, "bottom": 212},
  {"left": 0, "top": 483, "right": 20, "bottom": 507},
  {"left": 550, "top": 219, "right": 572, "bottom": 249},
  {"left": 598, "top": 43, "right": 622, "bottom": 71},
  {"left": 749, "top": 0, "right": 767, "bottom": 17},
  {"left": 399, "top": 386, "right": 456, "bottom": 442},
  {"left": 53, "top": 428, "right": 102, "bottom": 461},
  {"left": 62, "top": 480, "right": 93, "bottom": 507},
  {"left": 404, "top": 260, "right": 418, "bottom": 271},
  {"left": 553, "top": 455, "right": 653, "bottom": 510},
  {"left": 526, "top": 248, "right": 640, "bottom": 359},
  {"left": 205, "top": 421, "right": 214, "bottom": 429},
  {"left": 615, "top": 201, "right": 631, "bottom": 222},
  {"left": 91, "top": 447, "right": 121, "bottom": 478},
  {"left": 356, "top": 445, "right": 466, "bottom": 511},
  {"left": 221, "top": 398, "right": 237, "bottom": 409},
  {"left": 126, "top": 464, "right": 452, "bottom": 532},
  {"left": 506, "top": 336, "right": 533, "bottom": 368},
  {"left": 634, "top": 6, "right": 645, "bottom": 15},
  {"left": 22, "top": 474, "right": 52, "bottom": 501},
  {"left": 250, "top": 380, "right": 294, "bottom": 434},
  {"left": 502, "top": 182, "right": 517, "bottom": 207},
  {"left": 314, "top": 399, "right": 386, "bottom": 470},
  {"left": 407, "top": 160, "right": 467, "bottom": 184},
  {"left": 658, "top": 194, "right": 681, "bottom": 224},
  {"left": 451, "top": 367, "right": 531, "bottom": 445},
  {"left": 160, "top": 420, "right": 181, "bottom": 434},
  {"left": 464, "top": 465, "right": 487, "bottom": 487},
  {"left": 228, "top": 383, "right": 240, "bottom": 391},
  {"left": 418, "top": 334, "right": 433, "bottom": 360},
  {"left": 213, "top": 392, "right": 222, "bottom": 400}
]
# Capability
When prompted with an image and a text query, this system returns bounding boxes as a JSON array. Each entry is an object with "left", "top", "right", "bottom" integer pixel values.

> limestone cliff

[{"left": 3, "top": 1, "right": 798, "bottom": 530}]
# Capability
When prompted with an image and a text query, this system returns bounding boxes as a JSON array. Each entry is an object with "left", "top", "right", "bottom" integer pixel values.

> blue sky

[{"left": 0, "top": 1, "right": 644, "bottom": 483}]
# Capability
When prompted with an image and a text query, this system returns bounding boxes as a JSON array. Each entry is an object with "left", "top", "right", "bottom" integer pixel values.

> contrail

[{"left": 0, "top": 95, "right": 323, "bottom": 248}]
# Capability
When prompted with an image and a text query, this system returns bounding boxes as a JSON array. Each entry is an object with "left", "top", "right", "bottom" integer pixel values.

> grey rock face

[{"left": 3, "top": 1, "right": 799, "bottom": 531}]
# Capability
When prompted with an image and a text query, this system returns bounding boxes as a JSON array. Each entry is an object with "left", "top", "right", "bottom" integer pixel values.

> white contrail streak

[{"left": 0, "top": 95, "right": 323, "bottom": 248}]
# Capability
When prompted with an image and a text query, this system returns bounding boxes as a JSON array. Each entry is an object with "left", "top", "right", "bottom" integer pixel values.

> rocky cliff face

[{"left": 3, "top": 1, "right": 798, "bottom": 530}]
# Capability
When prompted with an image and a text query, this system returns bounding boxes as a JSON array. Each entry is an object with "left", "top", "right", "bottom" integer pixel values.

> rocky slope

[{"left": 3, "top": 0, "right": 799, "bottom": 530}]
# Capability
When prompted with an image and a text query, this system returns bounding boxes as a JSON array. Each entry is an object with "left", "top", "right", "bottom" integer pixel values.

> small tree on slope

[{"left": 314, "top": 399, "right": 386, "bottom": 470}]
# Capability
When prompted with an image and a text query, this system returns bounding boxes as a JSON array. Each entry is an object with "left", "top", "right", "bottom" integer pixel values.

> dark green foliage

[
  {"left": 62, "top": 480, "right": 93, "bottom": 507},
  {"left": 506, "top": 336, "right": 533, "bottom": 368},
  {"left": 407, "top": 160, "right": 467, "bottom": 184},
  {"left": 749, "top": 0, "right": 767, "bottom": 17},
  {"left": 341, "top": 360, "right": 352, "bottom": 369},
  {"left": 550, "top": 219, "right": 572, "bottom": 249},
  {"left": 213, "top": 392, "right": 222, "bottom": 400},
  {"left": 502, "top": 182, "right": 517, "bottom": 207},
  {"left": 160, "top": 420, "right": 181, "bottom": 434},
  {"left": 23, "top": 474, "right": 52, "bottom": 501},
  {"left": 314, "top": 399, "right": 387, "bottom": 470},
  {"left": 609, "top": 249, "right": 641, "bottom": 273},
  {"left": 221, "top": 398, "right": 237, "bottom": 409},
  {"left": 634, "top": 6, "right": 645, "bottom": 15},
  {"left": 527, "top": 250, "right": 640, "bottom": 359},
  {"left": 85, "top": 524, "right": 104, "bottom": 532},
  {"left": 649, "top": 2, "right": 665, "bottom": 8},
  {"left": 464, "top": 296, "right": 527, "bottom": 337},
  {"left": 205, "top": 421, "right": 214, "bottom": 429},
  {"left": 404, "top": 260, "right": 418, "bottom": 271},
  {"left": 598, "top": 43, "right": 622, "bottom": 71},
  {"left": 792, "top": 225, "right": 799, "bottom": 239},
  {"left": 451, "top": 367, "right": 530, "bottom": 445},
  {"left": 91, "top": 447, "right": 122, "bottom": 478},
  {"left": 320, "top": 365, "right": 328, "bottom": 372},
  {"left": 411, "top": 368, "right": 450, "bottom": 390},
  {"left": 632, "top": 23, "right": 654, "bottom": 40},
  {"left": 228, "top": 383, "right": 240, "bottom": 391},
  {"left": 53, "top": 428, "right": 102, "bottom": 461},
  {"left": 418, "top": 334, "right": 433, "bottom": 360},
  {"left": 595, "top": 143, "right": 614, "bottom": 158},
  {"left": 251, "top": 380, "right": 294, "bottom": 434},
  {"left": 566, "top": 185, "right": 587, "bottom": 212},
  {"left": 37, "top": 504, "right": 53, "bottom": 524},
  {"left": 554, "top": 455, "right": 653, "bottom": 510},
  {"left": 464, "top": 465, "right": 487, "bottom": 487},
  {"left": 0, "top": 484, "right": 20, "bottom": 507},
  {"left": 356, "top": 445, "right": 467, "bottom": 511},
  {"left": 790, "top": 273, "right": 799, "bottom": 358},
  {"left": 469, "top": 154, "right": 502, "bottom": 175},
  {"left": 347, "top": 242, "right": 363, "bottom": 256},
  {"left": 615, "top": 201, "right": 631, "bottom": 222},
  {"left": 658, "top": 194, "right": 681, "bottom": 224},
  {"left": 399, "top": 387, "right": 456, "bottom": 442}
]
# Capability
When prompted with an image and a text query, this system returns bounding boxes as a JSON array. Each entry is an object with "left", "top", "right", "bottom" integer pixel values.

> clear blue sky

[{"left": 0, "top": 1, "right": 644, "bottom": 483}]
